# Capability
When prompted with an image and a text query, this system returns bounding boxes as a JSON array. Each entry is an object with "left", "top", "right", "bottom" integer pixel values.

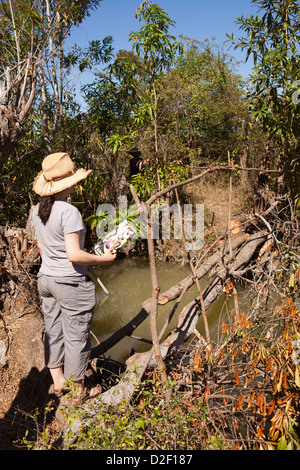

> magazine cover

[{"left": 93, "top": 221, "right": 135, "bottom": 256}]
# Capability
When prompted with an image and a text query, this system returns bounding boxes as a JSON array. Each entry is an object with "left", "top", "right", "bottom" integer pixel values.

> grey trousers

[{"left": 37, "top": 274, "right": 96, "bottom": 382}]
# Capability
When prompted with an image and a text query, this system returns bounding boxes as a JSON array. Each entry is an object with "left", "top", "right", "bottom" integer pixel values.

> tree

[
  {"left": 83, "top": 49, "right": 141, "bottom": 139},
  {"left": 81, "top": 49, "right": 144, "bottom": 204},
  {"left": 229, "top": 0, "right": 300, "bottom": 193},
  {"left": 129, "top": 1, "right": 184, "bottom": 188},
  {"left": 0, "top": 0, "right": 102, "bottom": 170},
  {"left": 160, "top": 40, "right": 246, "bottom": 165}
]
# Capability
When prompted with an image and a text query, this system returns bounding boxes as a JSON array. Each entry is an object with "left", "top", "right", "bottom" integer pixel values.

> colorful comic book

[{"left": 93, "top": 221, "right": 135, "bottom": 256}]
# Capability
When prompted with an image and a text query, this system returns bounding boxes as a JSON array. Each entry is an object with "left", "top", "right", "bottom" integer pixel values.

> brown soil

[
  {"left": 184, "top": 176, "right": 251, "bottom": 234},
  {"left": 0, "top": 227, "right": 49, "bottom": 449}
]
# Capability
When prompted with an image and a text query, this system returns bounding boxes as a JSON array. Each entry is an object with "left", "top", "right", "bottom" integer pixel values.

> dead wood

[
  {"left": 90, "top": 232, "right": 251, "bottom": 359},
  {"left": 63, "top": 230, "right": 268, "bottom": 447},
  {"left": 144, "top": 165, "right": 281, "bottom": 207},
  {"left": 147, "top": 230, "right": 268, "bottom": 367}
]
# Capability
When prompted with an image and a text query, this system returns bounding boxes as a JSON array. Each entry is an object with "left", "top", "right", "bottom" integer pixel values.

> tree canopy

[{"left": 1, "top": 0, "right": 299, "bottom": 225}]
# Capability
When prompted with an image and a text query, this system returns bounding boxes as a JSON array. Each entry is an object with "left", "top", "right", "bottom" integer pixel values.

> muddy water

[{"left": 91, "top": 258, "right": 251, "bottom": 363}]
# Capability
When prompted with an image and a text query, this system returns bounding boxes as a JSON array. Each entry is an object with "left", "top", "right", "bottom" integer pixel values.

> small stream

[{"left": 91, "top": 257, "right": 251, "bottom": 363}]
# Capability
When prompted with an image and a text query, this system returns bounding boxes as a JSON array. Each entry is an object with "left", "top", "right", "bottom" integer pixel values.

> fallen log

[
  {"left": 63, "top": 230, "right": 268, "bottom": 447},
  {"left": 90, "top": 232, "right": 251, "bottom": 359},
  {"left": 147, "top": 230, "right": 268, "bottom": 367}
]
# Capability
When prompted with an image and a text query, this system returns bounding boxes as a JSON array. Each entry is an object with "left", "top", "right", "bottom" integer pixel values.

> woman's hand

[{"left": 99, "top": 250, "right": 117, "bottom": 265}]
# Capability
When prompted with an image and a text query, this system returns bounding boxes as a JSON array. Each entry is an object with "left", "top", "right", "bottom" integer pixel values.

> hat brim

[{"left": 33, "top": 168, "right": 92, "bottom": 197}]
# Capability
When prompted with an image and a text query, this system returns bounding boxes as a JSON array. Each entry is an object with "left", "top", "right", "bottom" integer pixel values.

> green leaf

[
  {"left": 135, "top": 417, "right": 146, "bottom": 430},
  {"left": 277, "top": 436, "right": 288, "bottom": 450},
  {"left": 289, "top": 273, "right": 295, "bottom": 288}
]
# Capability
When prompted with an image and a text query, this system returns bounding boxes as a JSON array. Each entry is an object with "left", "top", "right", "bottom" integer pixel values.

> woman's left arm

[
  {"left": 64, "top": 231, "right": 116, "bottom": 266},
  {"left": 36, "top": 237, "right": 43, "bottom": 257}
]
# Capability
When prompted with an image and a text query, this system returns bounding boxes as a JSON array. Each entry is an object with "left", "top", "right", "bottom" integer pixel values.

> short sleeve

[{"left": 61, "top": 204, "right": 85, "bottom": 234}]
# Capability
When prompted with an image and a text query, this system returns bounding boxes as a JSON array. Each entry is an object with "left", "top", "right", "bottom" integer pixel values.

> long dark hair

[{"left": 38, "top": 195, "right": 55, "bottom": 224}]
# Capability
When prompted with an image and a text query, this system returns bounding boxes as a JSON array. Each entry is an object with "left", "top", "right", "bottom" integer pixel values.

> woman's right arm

[{"left": 64, "top": 232, "right": 116, "bottom": 266}]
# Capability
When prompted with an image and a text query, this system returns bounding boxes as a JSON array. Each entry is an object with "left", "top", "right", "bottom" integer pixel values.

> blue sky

[{"left": 67, "top": 0, "right": 259, "bottom": 101}]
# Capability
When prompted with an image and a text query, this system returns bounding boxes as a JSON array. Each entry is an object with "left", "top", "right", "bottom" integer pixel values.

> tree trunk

[
  {"left": 240, "top": 140, "right": 249, "bottom": 191},
  {"left": 0, "top": 106, "right": 21, "bottom": 169},
  {"left": 254, "top": 140, "right": 273, "bottom": 213},
  {"left": 0, "top": 57, "right": 38, "bottom": 170}
]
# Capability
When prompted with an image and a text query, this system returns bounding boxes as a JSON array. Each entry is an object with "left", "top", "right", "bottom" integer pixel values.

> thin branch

[
  {"left": 174, "top": 186, "right": 212, "bottom": 353},
  {"left": 9, "top": 0, "right": 21, "bottom": 67},
  {"left": 130, "top": 185, "right": 167, "bottom": 382},
  {"left": 145, "top": 164, "right": 281, "bottom": 206},
  {"left": 45, "top": 0, "right": 61, "bottom": 137}
]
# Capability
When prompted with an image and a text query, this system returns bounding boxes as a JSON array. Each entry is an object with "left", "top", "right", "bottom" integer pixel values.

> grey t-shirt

[{"left": 32, "top": 199, "right": 87, "bottom": 277}]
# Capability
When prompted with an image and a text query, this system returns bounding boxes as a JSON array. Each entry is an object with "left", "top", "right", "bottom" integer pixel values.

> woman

[{"left": 32, "top": 152, "right": 116, "bottom": 402}]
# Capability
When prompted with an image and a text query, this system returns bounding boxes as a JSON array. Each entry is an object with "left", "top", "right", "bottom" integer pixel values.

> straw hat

[{"left": 33, "top": 152, "right": 92, "bottom": 197}]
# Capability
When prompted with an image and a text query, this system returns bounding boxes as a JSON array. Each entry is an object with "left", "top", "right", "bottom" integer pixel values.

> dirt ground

[
  {"left": 185, "top": 175, "right": 251, "bottom": 234},
  {"left": 0, "top": 227, "right": 49, "bottom": 449}
]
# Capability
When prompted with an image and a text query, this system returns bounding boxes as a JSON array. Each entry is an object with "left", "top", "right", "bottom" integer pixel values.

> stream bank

[
  {"left": 2, "top": 179, "right": 295, "bottom": 450},
  {"left": 0, "top": 178, "right": 252, "bottom": 448}
]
